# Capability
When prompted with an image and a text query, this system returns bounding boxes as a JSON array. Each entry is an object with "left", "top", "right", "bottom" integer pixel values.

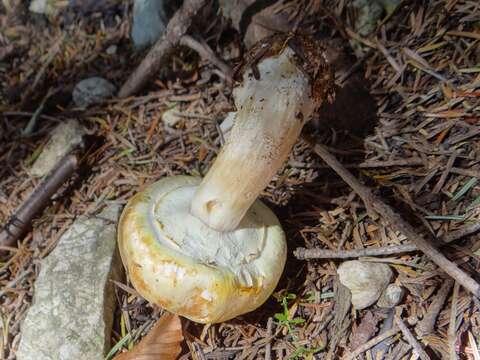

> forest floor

[{"left": 1, "top": 0, "right": 480, "bottom": 359}]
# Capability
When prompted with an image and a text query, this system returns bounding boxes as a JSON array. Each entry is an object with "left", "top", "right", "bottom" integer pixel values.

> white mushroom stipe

[
  {"left": 191, "top": 47, "right": 318, "bottom": 232},
  {"left": 118, "top": 34, "right": 333, "bottom": 323},
  {"left": 118, "top": 176, "right": 286, "bottom": 323}
]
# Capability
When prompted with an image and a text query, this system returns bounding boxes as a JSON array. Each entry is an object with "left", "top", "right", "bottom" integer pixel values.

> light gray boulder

[{"left": 16, "top": 205, "right": 122, "bottom": 360}]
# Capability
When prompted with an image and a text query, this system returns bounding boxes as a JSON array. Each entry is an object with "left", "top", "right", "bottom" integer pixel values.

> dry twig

[
  {"left": 295, "top": 244, "right": 417, "bottom": 259},
  {"left": 395, "top": 316, "right": 431, "bottom": 360},
  {"left": 179, "top": 35, "right": 233, "bottom": 82},
  {"left": 309, "top": 142, "right": 480, "bottom": 298},
  {"left": 295, "top": 225, "right": 479, "bottom": 259}
]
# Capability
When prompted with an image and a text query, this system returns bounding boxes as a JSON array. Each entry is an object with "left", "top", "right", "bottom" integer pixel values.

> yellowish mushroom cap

[{"left": 118, "top": 176, "right": 286, "bottom": 323}]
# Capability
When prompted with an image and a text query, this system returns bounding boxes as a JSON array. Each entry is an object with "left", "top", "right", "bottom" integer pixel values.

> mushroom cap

[{"left": 118, "top": 176, "right": 287, "bottom": 323}]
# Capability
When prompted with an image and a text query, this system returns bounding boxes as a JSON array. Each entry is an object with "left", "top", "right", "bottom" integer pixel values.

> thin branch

[
  {"left": 295, "top": 244, "right": 417, "bottom": 259},
  {"left": 395, "top": 316, "right": 431, "bottom": 360},
  {"left": 450, "top": 167, "right": 480, "bottom": 179},
  {"left": 443, "top": 222, "right": 480, "bottom": 243},
  {"left": 355, "top": 157, "right": 424, "bottom": 168},
  {"left": 0, "top": 155, "right": 78, "bottom": 249},
  {"left": 118, "top": 0, "right": 208, "bottom": 98},
  {"left": 265, "top": 317, "right": 273, "bottom": 360},
  {"left": 310, "top": 142, "right": 480, "bottom": 298},
  {"left": 179, "top": 35, "right": 233, "bottom": 82},
  {"left": 294, "top": 223, "right": 479, "bottom": 260}
]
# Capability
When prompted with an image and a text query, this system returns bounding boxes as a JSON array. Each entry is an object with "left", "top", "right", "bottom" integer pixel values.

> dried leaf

[{"left": 113, "top": 313, "right": 183, "bottom": 360}]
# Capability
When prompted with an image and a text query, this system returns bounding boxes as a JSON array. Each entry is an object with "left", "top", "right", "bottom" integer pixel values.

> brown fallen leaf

[{"left": 113, "top": 312, "right": 183, "bottom": 360}]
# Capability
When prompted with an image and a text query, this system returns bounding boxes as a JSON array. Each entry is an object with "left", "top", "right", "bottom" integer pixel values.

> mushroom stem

[{"left": 191, "top": 37, "right": 333, "bottom": 232}]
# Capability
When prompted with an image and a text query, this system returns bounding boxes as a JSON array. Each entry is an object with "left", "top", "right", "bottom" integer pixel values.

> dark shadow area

[{"left": 314, "top": 34, "right": 378, "bottom": 138}]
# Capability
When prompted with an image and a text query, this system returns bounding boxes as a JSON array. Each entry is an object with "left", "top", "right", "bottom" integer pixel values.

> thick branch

[
  {"left": 311, "top": 142, "right": 480, "bottom": 298},
  {"left": 118, "top": 0, "right": 207, "bottom": 98},
  {"left": 0, "top": 155, "right": 78, "bottom": 249}
]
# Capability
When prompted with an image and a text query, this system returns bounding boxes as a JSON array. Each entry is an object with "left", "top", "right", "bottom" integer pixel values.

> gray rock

[
  {"left": 131, "top": 0, "right": 168, "bottom": 49},
  {"left": 377, "top": 284, "right": 404, "bottom": 308},
  {"left": 29, "top": 119, "right": 85, "bottom": 178},
  {"left": 337, "top": 260, "right": 393, "bottom": 309},
  {"left": 16, "top": 205, "right": 122, "bottom": 360},
  {"left": 73, "top": 77, "right": 116, "bottom": 108}
]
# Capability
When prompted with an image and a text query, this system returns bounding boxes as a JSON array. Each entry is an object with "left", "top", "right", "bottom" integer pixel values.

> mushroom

[{"left": 118, "top": 34, "right": 334, "bottom": 323}]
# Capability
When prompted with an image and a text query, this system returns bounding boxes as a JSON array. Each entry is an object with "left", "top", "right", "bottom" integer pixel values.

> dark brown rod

[{"left": 0, "top": 155, "right": 78, "bottom": 249}]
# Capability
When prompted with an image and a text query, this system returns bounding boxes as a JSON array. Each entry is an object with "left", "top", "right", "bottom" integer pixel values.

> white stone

[
  {"left": 29, "top": 0, "right": 60, "bottom": 16},
  {"left": 16, "top": 205, "right": 122, "bottom": 360},
  {"left": 106, "top": 45, "right": 118, "bottom": 55},
  {"left": 29, "top": 119, "right": 85, "bottom": 177},
  {"left": 377, "top": 284, "right": 404, "bottom": 308},
  {"left": 337, "top": 260, "right": 393, "bottom": 309},
  {"left": 161, "top": 108, "right": 182, "bottom": 127}
]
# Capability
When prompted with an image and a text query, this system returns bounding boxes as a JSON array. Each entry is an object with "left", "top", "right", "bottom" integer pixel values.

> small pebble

[
  {"left": 377, "top": 284, "right": 404, "bottom": 308},
  {"left": 161, "top": 108, "right": 182, "bottom": 128},
  {"left": 72, "top": 77, "right": 116, "bottom": 108},
  {"left": 337, "top": 260, "right": 393, "bottom": 309},
  {"left": 106, "top": 44, "right": 117, "bottom": 55}
]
